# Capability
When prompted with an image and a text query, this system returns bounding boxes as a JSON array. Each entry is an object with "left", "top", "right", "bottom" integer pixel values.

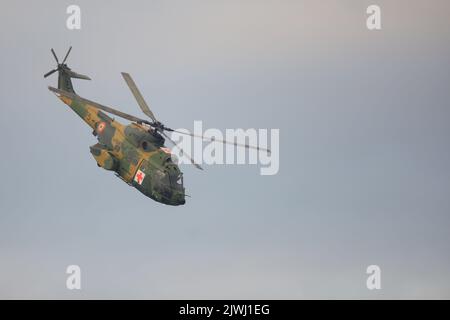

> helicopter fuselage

[{"left": 57, "top": 94, "right": 186, "bottom": 206}]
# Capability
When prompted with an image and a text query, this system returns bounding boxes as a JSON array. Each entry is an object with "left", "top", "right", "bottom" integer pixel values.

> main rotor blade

[
  {"left": 44, "top": 69, "right": 57, "bottom": 78},
  {"left": 161, "top": 131, "right": 203, "bottom": 170},
  {"left": 51, "top": 48, "right": 59, "bottom": 64},
  {"left": 48, "top": 86, "right": 151, "bottom": 124},
  {"left": 169, "top": 129, "right": 271, "bottom": 154},
  {"left": 62, "top": 46, "right": 72, "bottom": 64},
  {"left": 121, "top": 72, "right": 157, "bottom": 122}
]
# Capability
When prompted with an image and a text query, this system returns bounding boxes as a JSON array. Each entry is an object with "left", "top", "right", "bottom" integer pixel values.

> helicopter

[{"left": 44, "top": 47, "right": 270, "bottom": 206}]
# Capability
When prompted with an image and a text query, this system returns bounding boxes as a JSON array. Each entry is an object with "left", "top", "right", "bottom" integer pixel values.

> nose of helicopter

[{"left": 173, "top": 191, "right": 186, "bottom": 205}]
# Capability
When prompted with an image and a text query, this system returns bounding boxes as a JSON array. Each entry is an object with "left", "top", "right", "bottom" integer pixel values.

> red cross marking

[
  {"left": 136, "top": 172, "right": 143, "bottom": 183},
  {"left": 134, "top": 170, "right": 145, "bottom": 185}
]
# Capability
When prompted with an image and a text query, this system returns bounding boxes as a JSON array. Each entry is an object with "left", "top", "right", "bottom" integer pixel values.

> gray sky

[{"left": 0, "top": 0, "right": 449, "bottom": 299}]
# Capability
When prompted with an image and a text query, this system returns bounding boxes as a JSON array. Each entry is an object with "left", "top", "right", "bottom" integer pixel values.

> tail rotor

[
  {"left": 44, "top": 47, "right": 90, "bottom": 93},
  {"left": 44, "top": 47, "right": 73, "bottom": 78}
]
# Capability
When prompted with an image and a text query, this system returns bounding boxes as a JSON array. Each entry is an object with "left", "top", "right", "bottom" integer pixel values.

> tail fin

[
  {"left": 57, "top": 66, "right": 91, "bottom": 94},
  {"left": 44, "top": 47, "right": 90, "bottom": 94}
]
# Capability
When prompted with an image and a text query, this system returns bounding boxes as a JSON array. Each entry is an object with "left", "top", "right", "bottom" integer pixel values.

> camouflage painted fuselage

[{"left": 57, "top": 94, "right": 185, "bottom": 205}]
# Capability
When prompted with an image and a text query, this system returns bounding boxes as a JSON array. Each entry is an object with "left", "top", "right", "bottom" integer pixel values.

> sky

[{"left": 0, "top": 0, "right": 449, "bottom": 299}]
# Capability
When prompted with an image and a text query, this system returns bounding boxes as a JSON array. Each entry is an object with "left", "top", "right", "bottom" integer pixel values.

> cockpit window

[
  {"left": 164, "top": 163, "right": 183, "bottom": 189},
  {"left": 167, "top": 172, "right": 183, "bottom": 189}
]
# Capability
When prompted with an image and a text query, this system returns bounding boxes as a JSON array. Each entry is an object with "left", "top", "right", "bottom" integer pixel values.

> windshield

[
  {"left": 169, "top": 172, "right": 183, "bottom": 189},
  {"left": 176, "top": 173, "right": 183, "bottom": 186}
]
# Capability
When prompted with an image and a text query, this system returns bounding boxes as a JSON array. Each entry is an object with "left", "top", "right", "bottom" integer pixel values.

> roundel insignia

[{"left": 97, "top": 122, "right": 106, "bottom": 134}]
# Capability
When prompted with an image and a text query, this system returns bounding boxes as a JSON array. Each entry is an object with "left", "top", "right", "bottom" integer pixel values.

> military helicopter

[{"left": 44, "top": 47, "right": 270, "bottom": 205}]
